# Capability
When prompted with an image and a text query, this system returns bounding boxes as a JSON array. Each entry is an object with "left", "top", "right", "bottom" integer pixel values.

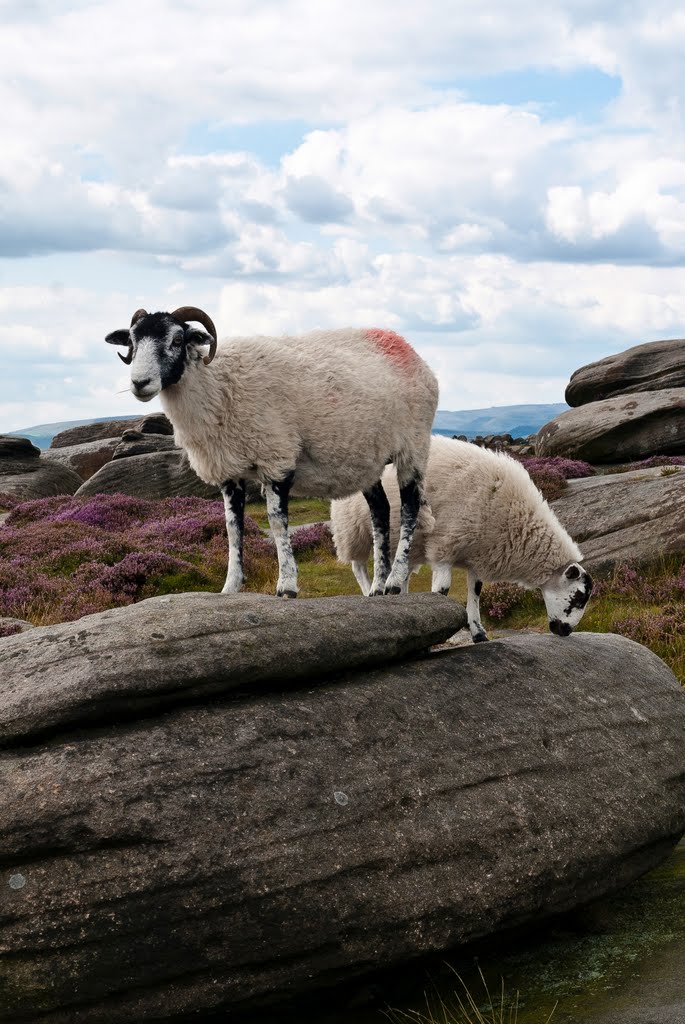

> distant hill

[
  {"left": 7, "top": 415, "right": 139, "bottom": 450},
  {"left": 433, "top": 403, "right": 568, "bottom": 439},
  {"left": 6, "top": 404, "right": 567, "bottom": 450}
]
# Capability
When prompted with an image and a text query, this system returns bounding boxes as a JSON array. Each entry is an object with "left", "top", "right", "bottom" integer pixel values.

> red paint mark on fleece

[{"left": 366, "top": 328, "right": 417, "bottom": 370}]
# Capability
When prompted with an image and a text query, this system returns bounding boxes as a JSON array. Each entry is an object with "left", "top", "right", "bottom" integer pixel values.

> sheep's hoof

[
  {"left": 277, "top": 589, "right": 298, "bottom": 599},
  {"left": 384, "top": 585, "right": 402, "bottom": 595},
  {"left": 368, "top": 586, "right": 386, "bottom": 597},
  {"left": 472, "top": 631, "right": 489, "bottom": 643}
]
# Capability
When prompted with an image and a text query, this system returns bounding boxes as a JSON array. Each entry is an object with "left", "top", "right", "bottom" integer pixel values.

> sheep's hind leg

[
  {"left": 265, "top": 472, "right": 298, "bottom": 598},
  {"left": 351, "top": 560, "right": 372, "bottom": 596},
  {"left": 384, "top": 474, "right": 423, "bottom": 595},
  {"left": 220, "top": 479, "right": 246, "bottom": 594},
  {"left": 467, "top": 568, "right": 488, "bottom": 642},
  {"left": 431, "top": 562, "right": 452, "bottom": 596},
  {"left": 363, "top": 481, "right": 392, "bottom": 596}
]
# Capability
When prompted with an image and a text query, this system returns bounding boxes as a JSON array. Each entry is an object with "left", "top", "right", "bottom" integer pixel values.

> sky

[{"left": 3, "top": 0, "right": 685, "bottom": 431}]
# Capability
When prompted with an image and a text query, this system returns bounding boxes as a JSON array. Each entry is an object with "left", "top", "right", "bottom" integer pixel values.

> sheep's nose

[
  {"left": 549, "top": 619, "right": 572, "bottom": 637},
  {"left": 132, "top": 377, "right": 151, "bottom": 390}
]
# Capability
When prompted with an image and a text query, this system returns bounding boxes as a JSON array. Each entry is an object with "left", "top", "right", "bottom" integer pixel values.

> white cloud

[{"left": 4, "top": 0, "right": 685, "bottom": 429}]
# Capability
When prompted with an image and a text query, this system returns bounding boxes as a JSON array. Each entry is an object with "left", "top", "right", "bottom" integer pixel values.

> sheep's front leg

[
  {"left": 467, "top": 568, "right": 488, "bottom": 643},
  {"left": 385, "top": 476, "right": 422, "bottom": 594},
  {"left": 363, "top": 481, "right": 391, "bottom": 596},
  {"left": 265, "top": 472, "right": 298, "bottom": 598},
  {"left": 220, "top": 478, "right": 246, "bottom": 594}
]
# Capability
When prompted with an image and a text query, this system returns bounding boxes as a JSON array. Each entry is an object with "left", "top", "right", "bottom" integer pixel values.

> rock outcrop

[
  {"left": 42, "top": 437, "right": 122, "bottom": 480},
  {"left": 0, "top": 434, "right": 83, "bottom": 500},
  {"left": 567, "top": 338, "right": 685, "bottom": 407},
  {"left": 1, "top": 596, "right": 684, "bottom": 1023},
  {"left": 75, "top": 449, "right": 221, "bottom": 500},
  {"left": 552, "top": 465, "right": 685, "bottom": 573},
  {"left": 111, "top": 430, "right": 178, "bottom": 461},
  {"left": 50, "top": 417, "right": 139, "bottom": 448},
  {"left": 536, "top": 389, "right": 685, "bottom": 462},
  {"left": 0, "top": 592, "right": 466, "bottom": 743}
]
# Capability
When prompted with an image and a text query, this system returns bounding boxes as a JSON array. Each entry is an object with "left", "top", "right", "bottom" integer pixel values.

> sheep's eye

[{"left": 171, "top": 333, "right": 184, "bottom": 347}]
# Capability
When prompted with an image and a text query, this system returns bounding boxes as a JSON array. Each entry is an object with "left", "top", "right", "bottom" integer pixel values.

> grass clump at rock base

[{"left": 386, "top": 967, "right": 557, "bottom": 1024}]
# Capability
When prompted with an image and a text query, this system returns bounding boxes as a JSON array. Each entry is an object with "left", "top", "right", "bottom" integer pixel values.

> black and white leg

[
  {"left": 265, "top": 472, "right": 298, "bottom": 598},
  {"left": 351, "top": 560, "right": 372, "bottom": 596},
  {"left": 220, "top": 478, "right": 246, "bottom": 594},
  {"left": 467, "top": 568, "right": 488, "bottom": 642},
  {"left": 363, "top": 481, "right": 392, "bottom": 596},
  {"left": 431, "top": 562, "right": 452, "bottom": 596},
  {"left": 385, "top": 475, "right": 422, "bottom": 594}
]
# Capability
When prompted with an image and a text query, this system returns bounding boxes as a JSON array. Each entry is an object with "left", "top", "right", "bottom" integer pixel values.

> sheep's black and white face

[
  {"left": 541, "top": 562, "right": 593, "bottom": 637},
  {"left": 105, "top": 312, "right": 214, "bottom": 402}
]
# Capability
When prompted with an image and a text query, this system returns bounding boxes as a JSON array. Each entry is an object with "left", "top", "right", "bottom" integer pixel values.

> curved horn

[
  {"left": 130, "top": 308, "right": 148, "bottom": 327},
  {"left": 170, "top": 305, "right": 218, "bottom": 365},
  {"left": 114, "top": 308, "right": 148, "bottom": 364}
]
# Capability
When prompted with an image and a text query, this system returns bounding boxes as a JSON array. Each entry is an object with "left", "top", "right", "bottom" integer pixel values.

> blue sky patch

[
  {"left": 182, "top": 119, "right": 323, "bottom": 166},
  {"left": 446, "top": 67, "right": 622, "bottom": 121}
]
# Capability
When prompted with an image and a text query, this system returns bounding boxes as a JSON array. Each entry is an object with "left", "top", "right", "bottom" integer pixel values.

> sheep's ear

[
  {"left": 105, "top": 329, "right": 131, "bottom": 347},
  {"left": 565, "top": 564, "right": 581, "bottom": 580},
  {"left": 185, "top": 327, "right": 213, "bottom": 348}
]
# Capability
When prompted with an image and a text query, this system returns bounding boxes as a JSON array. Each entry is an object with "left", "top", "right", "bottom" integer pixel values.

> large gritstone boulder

[
  {"left": 0, "top": 434, "right": 83, "bottom": 499},
  {"left": 0, "top": 592, "right": 466, "bottom": 743},
  {"left": 536, "top": 389, "right": 685, "bottom": 462},
  {"left": 566, "top": 338, "right": 685, "bottom": 407},
  {"left": 552, "top": 465, "right": 685, "bottom": 573},
  {"left": 111, "top": 430, "right": 178, "bottom": 460},
  {"left": 75, "top": 449, "right": 221, "bottom": 500},
  {"left": 46, "top": 415, "right": 176, "bottom": 481},
  {"left": 50, "top": 417, "right": 139, "bottom": 448},
  {"left": 41, "top": 437, "right": 121, "bottom": 480},
  {"left": 1, "top": 597, "right": 684, "bottom": 1024},
  {"left": 76, "top": 449, "right": 265, "bottom": 502}
]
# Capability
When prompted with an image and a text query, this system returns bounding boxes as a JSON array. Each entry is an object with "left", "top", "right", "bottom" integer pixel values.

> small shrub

[
  {"left": 480, "top": 582, "right": 529, "bottom": 621},
  {"left": 518, "top": 456, "right": 595, "bottom": 480},
  {"left": 515, "top": 456, "right": 594, "bottom": 502},
  {"left": 0, "top": 492, "right": 19, "bottom": 512},
  {"left": 605, "top": 455, "right": 685, "bottom": 475},
  {"left": 290, "top": 522, "right": 335, "bottom": 556},
  {"left": 526, "top": 466, "right": 567, "bottom": 502}
]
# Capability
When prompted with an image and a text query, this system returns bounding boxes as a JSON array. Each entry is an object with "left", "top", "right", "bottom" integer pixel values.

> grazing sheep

[
  {"left": 331, "top": 435, "right": 593, "bottom": 641},
  {"left": 105, "top": 307, "right": 438, "bottom": 597}
]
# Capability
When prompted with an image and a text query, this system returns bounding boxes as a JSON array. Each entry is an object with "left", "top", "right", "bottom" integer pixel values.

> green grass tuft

[{"left": 385, "top": 967, "right": 556, "bottom": 1024}]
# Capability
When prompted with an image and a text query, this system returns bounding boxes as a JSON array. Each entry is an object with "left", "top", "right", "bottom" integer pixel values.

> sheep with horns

[{"left": 105, "top": 307, "right": 439, "bottom": 598}]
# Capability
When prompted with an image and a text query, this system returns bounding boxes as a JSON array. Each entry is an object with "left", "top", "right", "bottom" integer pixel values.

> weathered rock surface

[
  {"left": 111, "top": 430, "right": 178, "bottom": 461},
  {"left": 0, "top": 592, "right": 465, "bottom": 744},
  {"left": 0, "top": 438, "right": 83, "bottom": 500},
  {"left": 0, "top": 617, "right": 34, "bottom": 635},
  {"left": 42, "top": 437, "right": 121, "bottom": 480},
  {"left": 1, "top": 623, "right": 684, "bottom": 1023},
  {"left": 0, "top": 435, "right": 39, "bottom": 459},
  {"left": 137, "top": 411, "right": 173, "bottom": 435},
  {"left": 567, "top": 338, "right": 685, "bottom": 407},
  {"left": 552, "top": 466, "right": 685, "bottom": 573},
  {"left": 536, "top": 388, "right": 685, "bottom": 462},
  {"left": 75, "top": 449, "right": 220, "bottom": 499},
  {"left": 50, "top": 417, "right": 137, "bottom": 448}
]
